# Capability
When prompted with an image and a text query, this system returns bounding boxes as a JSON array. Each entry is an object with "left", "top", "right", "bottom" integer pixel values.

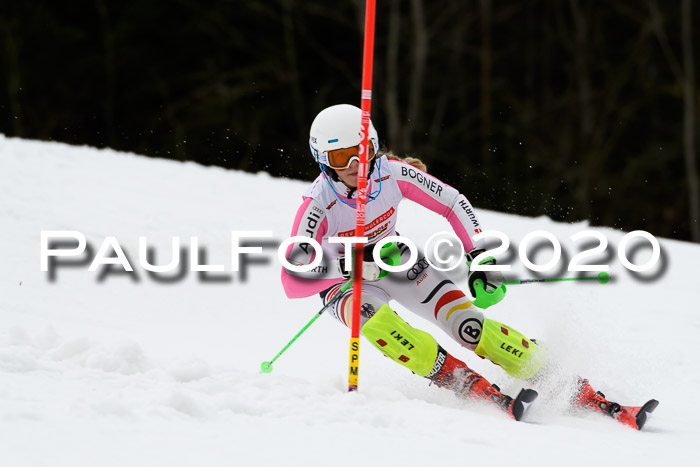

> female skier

[{"left": 281, "top": 104, "right": 656, "bottom": 427}]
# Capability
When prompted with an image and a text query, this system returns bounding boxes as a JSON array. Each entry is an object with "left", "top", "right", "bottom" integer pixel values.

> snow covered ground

[{"left": 1, "top": 135, "right": 698, "bottom": 466}]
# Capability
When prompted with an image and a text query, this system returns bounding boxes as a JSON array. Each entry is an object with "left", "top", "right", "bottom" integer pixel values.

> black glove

[{"left": 338, "top": 244, "right": 382, "bottom": 281}]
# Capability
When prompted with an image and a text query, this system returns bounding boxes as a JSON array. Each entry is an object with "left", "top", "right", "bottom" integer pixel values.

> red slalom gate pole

[{"left": 348, "top": 0, "right": 376, "bottom": 392}]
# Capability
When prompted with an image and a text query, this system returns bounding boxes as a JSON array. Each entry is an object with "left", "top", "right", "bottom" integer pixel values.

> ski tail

[
  {"left": 510, "top": 388, "right": 538, "bottom": 421},
  {"left": 574, "top": 378, "right": 659, "bottom": 430},
  {"left": 621, "top": 399, "right": 659, "bottom": 431}
]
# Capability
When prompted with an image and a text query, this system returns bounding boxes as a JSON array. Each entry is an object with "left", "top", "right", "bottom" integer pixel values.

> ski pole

[
  {"left": 260, "top": 279, "right": 353, "bottom": 374},
  {"left": 347, "top": 0, "right": 377, "bottom": 392},
  {"left": 504, "top": 271, "right": 610, "bottom": 285}
]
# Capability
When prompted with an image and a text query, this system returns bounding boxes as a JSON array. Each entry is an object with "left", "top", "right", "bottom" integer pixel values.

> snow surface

[{"left": 1, "top": 134, "right": 698, "bottom": 466}]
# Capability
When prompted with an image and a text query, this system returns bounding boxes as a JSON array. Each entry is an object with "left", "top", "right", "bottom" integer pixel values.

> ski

[
  {"left": 510, "top": 388, "right": 538, "bottom": 421},
  {"left": 612, "top": 399, "right": 660, "bottom": 431},
  {"left": 574, "top": 378, "right": 659, "bottom": 430}
]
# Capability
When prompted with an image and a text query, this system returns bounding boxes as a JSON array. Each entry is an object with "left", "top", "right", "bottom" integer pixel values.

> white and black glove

[
  {"left": 338, "top": 244, "right": 382, "bottom": 281},
  {"left": 465, "top": 249, "right": 506, "bottom": 308}
]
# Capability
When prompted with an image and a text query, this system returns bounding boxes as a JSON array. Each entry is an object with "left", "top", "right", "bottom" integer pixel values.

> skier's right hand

[
  {"left": 338, "top": 243, "right": 389, "bottom": 281},
  {"left": 338, "top": 255, "right": 381, "bottom": 281}
]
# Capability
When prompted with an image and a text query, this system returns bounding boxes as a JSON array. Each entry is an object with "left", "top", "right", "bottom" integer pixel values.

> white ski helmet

[{"left": 309, "top": 104, "right": 379, "bottom": 169}]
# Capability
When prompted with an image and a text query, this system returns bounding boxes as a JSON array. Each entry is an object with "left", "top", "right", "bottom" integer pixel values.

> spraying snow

[{"left": 1, "top": 135, "right": 697, "bottom": 466}]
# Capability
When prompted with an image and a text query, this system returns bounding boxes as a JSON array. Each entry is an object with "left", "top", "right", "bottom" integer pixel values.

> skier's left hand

[{"left": 465, "top": 249, "right": 507, "bottom": 309}]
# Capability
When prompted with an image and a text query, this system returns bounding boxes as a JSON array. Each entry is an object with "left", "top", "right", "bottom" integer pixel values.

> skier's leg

[
  {"left": 321, "top": 282, "right": 389, "bottom": 328},
  {"left": 379, "top": 248, "right": 545, "bottom": 379},
  {"left": 361, "top": 303, "right": 529, "bottom": 418},
  {"left": 473, "top": 318, "right": 546, "bottom": 379},
  {"left": 322, "top": 282, "right": 528, "bottom": 417}
]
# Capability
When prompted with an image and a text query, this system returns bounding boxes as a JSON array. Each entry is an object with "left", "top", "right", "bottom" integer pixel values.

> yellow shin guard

[
  {"left": 361, "top": 305, "right": 439, "bottom": 377},
  {"left": 474, "top": 319, "right": 546, "bottom": 379}
]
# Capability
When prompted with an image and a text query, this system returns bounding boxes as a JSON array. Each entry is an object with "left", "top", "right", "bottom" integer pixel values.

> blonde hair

[{"left": 383, "top": 152, "right": 428, "bottom": 172}]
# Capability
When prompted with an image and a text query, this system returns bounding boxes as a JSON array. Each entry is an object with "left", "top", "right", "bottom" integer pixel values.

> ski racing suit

[
  {"left": 281, "top": 155, "right": 544, "bottom": 384},
  {"left": 282, "top": 155, "right": 487, "bottom": 349},
  {"left": 279, "top": 155, "right": 656, "bottom": 427}
]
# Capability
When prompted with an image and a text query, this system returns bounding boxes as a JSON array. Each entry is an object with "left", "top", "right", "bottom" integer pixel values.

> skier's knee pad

[
  {"left": 361, "top": 305, "right": 439, "bottom": 377},
  {"left": 474, "top": 319, "right": 546, "bottom": 379}
]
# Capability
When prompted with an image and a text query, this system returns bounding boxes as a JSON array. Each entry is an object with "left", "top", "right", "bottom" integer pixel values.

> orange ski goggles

[{"left": 325, "top": 144, "right": 377, "bottom": 170}]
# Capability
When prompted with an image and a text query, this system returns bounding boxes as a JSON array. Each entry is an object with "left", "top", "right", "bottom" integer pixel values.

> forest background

[{"left": 2, "top": 0, "right": 698, "bottom": 242}]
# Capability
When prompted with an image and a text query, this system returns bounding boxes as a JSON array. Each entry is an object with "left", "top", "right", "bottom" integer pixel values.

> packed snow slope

[{"left": 1, "top": 135, "right": 698, "bottom": 467}]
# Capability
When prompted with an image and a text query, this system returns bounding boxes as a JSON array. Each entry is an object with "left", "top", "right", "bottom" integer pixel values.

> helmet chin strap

[{"left": 320, "top": 156, "right": 383, "bottom": 207}]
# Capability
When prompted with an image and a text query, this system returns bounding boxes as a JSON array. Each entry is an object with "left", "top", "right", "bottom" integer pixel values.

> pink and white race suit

[{"left": 281, "top": 156, "right": 488, "bottom": 349}]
